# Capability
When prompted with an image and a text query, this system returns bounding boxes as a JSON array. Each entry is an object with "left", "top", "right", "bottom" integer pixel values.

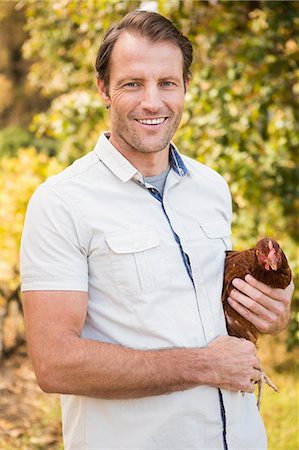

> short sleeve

[{"left": 20, "top": 184, "right": 88, "bottom": 292}]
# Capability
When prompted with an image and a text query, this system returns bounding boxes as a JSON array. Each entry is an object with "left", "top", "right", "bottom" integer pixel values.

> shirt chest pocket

[
  {"left": 200, "top": 218, "right": 232, "bottom": 252},
  {"left": 195, "top": 218, "right": 232, "bottom": 278},
  {"left": 105, "top": 230, "right": 172, "bottom": 297}
]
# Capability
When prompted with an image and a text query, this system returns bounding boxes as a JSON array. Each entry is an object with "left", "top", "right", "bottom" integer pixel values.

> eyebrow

[
  {"left": 115, "top": 78, "right": 143, "bottom": 86},
  {"left": 115, "top": 76, "right": 183, "bottom": 86}
]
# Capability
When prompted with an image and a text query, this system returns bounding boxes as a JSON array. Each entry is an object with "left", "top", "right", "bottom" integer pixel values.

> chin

[
  {"left": 140, "top": 142, "right": 170, "bottom": 154},
  {"left": 130, "top": 136, "right": 170, "bottom": 154}
]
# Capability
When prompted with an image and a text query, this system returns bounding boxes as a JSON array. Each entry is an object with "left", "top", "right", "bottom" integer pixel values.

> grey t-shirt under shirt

[{"left": 144, "top": 166, "right": 171, "bottom": 197}]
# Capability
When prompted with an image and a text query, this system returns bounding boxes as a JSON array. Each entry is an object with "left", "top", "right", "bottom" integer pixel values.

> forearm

[
  {"left": 32, "top": 333, "right": 261, "bottom": 399},
  {"left": 23, "top": 291, "right": 212, "bottom": 399},
  {"left": 34, "top": 336, "right": 209, "bottom": 399},
  {"left": 23, "top": 292, "right": 261, "bottom": 398}
]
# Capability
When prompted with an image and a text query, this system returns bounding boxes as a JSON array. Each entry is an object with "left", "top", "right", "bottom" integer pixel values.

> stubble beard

[{"left": 114, "top": 112, "right": 183, "bottom": 155}]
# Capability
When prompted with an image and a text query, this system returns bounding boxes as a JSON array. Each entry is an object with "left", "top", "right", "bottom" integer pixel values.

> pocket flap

[
  {"left": 200, "top": 218, "right": 231, "bottom": 238},
  {"left": 106, "top": 230, "right": 160, "bottom": 254}
]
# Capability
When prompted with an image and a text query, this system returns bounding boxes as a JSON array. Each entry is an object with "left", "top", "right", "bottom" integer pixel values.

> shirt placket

[
  {"left": 146, "top": 176, "right": 228, "bottom": 450},
  {"left": 133, "top": 164, "right": 228, "bottom": 450},
  {"left": 164, "top": 176, "right": 217, "bottom": 343}
]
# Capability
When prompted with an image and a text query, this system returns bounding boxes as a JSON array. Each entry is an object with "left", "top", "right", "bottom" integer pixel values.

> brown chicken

[{"left": 222, "top": 237, "right": 292, "bottom": 408}]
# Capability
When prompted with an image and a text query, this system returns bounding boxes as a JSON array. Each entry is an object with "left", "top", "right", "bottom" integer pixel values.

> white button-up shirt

[{"left": 21, "top": 133, "right": 267, "bottom": 450}]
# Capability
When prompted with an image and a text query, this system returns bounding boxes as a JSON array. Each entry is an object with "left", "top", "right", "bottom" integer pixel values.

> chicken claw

[{"left": 256, "top": 368, "right": 279, "bottom": 410}]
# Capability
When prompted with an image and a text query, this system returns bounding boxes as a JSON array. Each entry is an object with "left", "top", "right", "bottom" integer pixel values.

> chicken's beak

[
  {"left": 269, "top": 258, "right": 278, "bottom": 271},
  {"left": 267, "top": 247, "right": 278, "bottom": 271},
  {"left": 269, "top": 261, "right": 277, "bottom": 271},
  {"left": 267, "top": 242, "right": 278, "bottom": 271}
]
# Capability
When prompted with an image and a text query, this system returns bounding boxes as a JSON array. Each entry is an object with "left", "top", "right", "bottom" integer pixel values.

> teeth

[{"left": 137, "top": 118, "right": 165, "bottom": 125}]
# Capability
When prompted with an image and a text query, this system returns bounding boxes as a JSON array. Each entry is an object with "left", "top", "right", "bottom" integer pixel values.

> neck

[
  {"left": 129, "top": 151, "right": 170, "bottom": 177},
  {"left": 109, "top": 135, "right": 170, "bottom": 177}
]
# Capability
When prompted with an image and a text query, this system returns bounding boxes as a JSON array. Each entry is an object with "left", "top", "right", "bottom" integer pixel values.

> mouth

[{"left": 135, "top": 117, "right": 167, "bottom": 126}]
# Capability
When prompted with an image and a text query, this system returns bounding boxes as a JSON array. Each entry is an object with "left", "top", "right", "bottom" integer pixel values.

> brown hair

[{"left": 95, "top": 10, "right": 193, "bottom": 88}]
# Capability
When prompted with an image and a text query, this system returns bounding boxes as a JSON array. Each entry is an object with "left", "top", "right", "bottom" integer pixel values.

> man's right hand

[{"left": 201, "top": 335, "right": 262, "bottom": 393}]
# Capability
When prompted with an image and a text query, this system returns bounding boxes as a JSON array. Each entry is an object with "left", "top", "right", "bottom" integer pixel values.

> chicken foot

[
  {"left": 256, "top": 368, "right": 279, "bottom": 410},
  {"left": 241, "top": 367, "right": 279, "bottom": 409}
]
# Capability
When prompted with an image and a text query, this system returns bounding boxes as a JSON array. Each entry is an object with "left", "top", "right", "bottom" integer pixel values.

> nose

[{"left": 140, "top": 85, "right": 163, "bottom": 113}]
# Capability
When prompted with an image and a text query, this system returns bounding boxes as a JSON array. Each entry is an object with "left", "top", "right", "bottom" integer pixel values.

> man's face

[{"left": 98, "top": 32, "right": 188, "bottom": 157}]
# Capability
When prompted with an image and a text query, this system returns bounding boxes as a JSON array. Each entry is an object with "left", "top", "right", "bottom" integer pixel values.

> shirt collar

[
  {"left": 169, "top": 142, "right": 188, "bottom": 176},
  {"left": 93, "top": 132, "right": 188, "bottom": 183},
  {"left": 93, "top": 133, "right": 138, "bottom": 183}
]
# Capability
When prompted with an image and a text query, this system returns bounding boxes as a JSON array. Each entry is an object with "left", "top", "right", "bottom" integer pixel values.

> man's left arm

[{"left": 227, "top": 275, "right": 294, "bottom": 335}]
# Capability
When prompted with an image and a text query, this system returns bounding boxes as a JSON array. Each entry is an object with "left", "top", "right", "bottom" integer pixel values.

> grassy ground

[
  {"left": 258, "top": 334, "right": 299, "bottom": 450},
  {"left": 0, "top": 335, "right": 297, "bottom": 449}
]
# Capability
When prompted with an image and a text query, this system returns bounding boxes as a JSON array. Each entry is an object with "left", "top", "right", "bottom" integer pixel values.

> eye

[
  {"left": 125, "top": 82, "right": 139, "bottom": 88},
  {"left": 161, "top": 81, "right": 175, "bottom": 87}
]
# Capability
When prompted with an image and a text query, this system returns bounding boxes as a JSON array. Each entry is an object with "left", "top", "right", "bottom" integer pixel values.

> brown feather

[{"left": 222, "top": 238, "right": 292, "bottom": 344}]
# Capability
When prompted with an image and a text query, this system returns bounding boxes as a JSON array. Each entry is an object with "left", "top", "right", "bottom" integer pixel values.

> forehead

[{"left": 109, "top": 31, "right": 184, "bottom": 79}]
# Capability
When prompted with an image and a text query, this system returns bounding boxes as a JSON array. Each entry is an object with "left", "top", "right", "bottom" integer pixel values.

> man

[{"left": 20, "top": 10, "right": 293, "bottom": 450}]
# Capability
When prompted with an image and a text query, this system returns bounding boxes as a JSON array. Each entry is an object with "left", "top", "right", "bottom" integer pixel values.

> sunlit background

[{"left": 0, "top": 1, "right": 298, "bottom": 449}]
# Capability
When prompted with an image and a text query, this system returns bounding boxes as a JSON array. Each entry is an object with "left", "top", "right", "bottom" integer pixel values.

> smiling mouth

[{"left": 135, "top": 118, "right": 167, "bottom": 125}]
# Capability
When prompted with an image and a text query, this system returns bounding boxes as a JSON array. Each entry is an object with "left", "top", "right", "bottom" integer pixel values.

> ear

[
  {"left": 184, "top": 76, "right": 191, "bottom": 93},
  {"left": 97, "top": 79, "right": 111, "bottom": 107},
  {"left": 184, "top": 76, "right": 191, "bottom": 94}
]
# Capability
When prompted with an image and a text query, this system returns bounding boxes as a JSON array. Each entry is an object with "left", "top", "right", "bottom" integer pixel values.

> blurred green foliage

[
  {"left": 0, "top": 126, "right": 59, "bottom": 158},
  {"left": 20, "top": 0, "right": 298, "bottom": 346},
  {"left": 23, "top": 1, "right": 298, "bottom": 238},
  {"left": 0, "top": 148, "right": 64, "bottom": 294},
  {"left": 0, "top": 0, "right": 298, "bottom": 349}
]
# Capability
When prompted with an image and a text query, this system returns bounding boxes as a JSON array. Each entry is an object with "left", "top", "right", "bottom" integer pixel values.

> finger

[
  {"left": 249, "top": 367, "right": 262, "bottom": 385},
  {"left": 244, "top": 381, "right": 256, "bottom": 393},
  {"left": 228, "top": 288, "right": 279, "bottom": 321},
  {"left": 246, "top": 277, "right": 294, "bottom": 317},
  {"left": 227, "top": 296, "right": 274, "bottom": 331},
  {"left": 244, "top": 275, "right": 280, "bottom": 297},
  {"left": 230, "top": 278, "right": 289, "bottom": 316},
  {"left": 244, "top": 275, "right": 293, "bottom": 305},
  {"left": 230, "top": 275, "right": 273, "bottom": 306},
  {"left": 253, "top": 368, "right": 262, "bottom": 382}
]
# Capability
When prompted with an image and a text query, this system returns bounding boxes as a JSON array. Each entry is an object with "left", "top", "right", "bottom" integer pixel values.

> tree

[
  {"left": 4, "top": 0, "right": 299, "bottom": 347},
  {"left": 0, "top": 148, "right": 64, "bottom": 357},
  {"left": 0, "top": 1, "right": 50, "bottom": 127}
]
